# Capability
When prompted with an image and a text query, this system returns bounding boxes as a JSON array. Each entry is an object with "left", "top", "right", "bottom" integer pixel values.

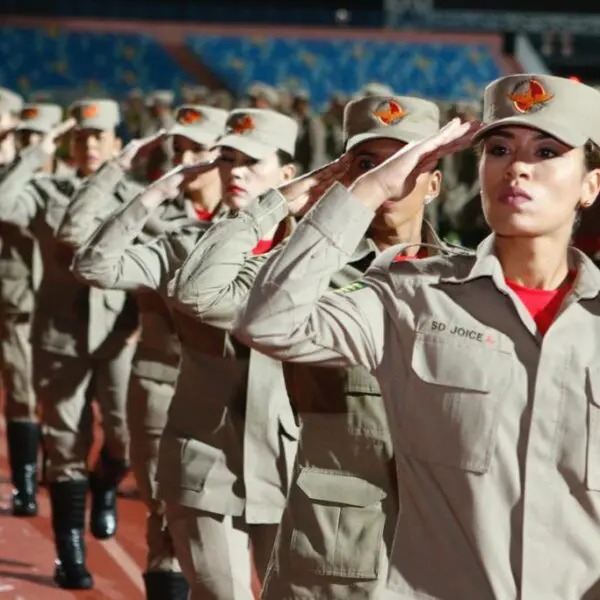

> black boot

[
  {"left": 7, "top": 421, "right": 39, "bottom": 517},
  {"left": 39, "top": 431, "right": 50, "bottom": 487},
  {"left": 89, "top": 447, "right": 129, "bottom": 540},
  {"left": 143, "top": 571, "right": 189, "bottom": 600},
  {"left": 49, "top": 480, "right": 93, "bottom": 589}
]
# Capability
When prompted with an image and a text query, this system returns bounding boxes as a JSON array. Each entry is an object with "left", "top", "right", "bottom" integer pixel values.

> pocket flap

[
  {"left": 297, "top": 469, "right": 386, "bottom": 506},
  {"left": 411, "top": 335, "right": 510, "bottom": 393}
]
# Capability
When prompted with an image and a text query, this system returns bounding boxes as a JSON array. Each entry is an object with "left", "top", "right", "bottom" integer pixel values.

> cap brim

[
  {"left": 16, "top": 123, "right": 50, "bottom": 134},
  {"left": 168, "top": 124, "right": 219, "bottom": 147},
  {"left": 346, "top": 128, "right": 430, "bottom": 151},
  {"left": 473, "top": 116, "right": 586, "bottom": 147},
  {"left": 214, "top": 134, "right": 275, "bottom": 160},
  {"left": 75, "top": 118, "right": 118, "bottom": 131}
]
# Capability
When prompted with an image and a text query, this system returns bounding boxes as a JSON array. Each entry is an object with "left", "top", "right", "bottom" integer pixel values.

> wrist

[
  {"left": 139, "top": 186, "right": 167, "bottom": 210},
  {"left": 348, "top": 177, "right": 387, "bottom": 211}
]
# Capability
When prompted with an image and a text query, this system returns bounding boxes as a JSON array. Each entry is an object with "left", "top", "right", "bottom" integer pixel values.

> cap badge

[
  {"left": 230, "top": 115, "right": 255, "bottom": 135},
  {"left": 374, "top": 99, "right": 406, "bottom": 126},
  {"left": 177, "top": 108, "right": 202, "bottom": 125},
  {"left": 508, "top": 79, "right": 553, "bottom": 114}
]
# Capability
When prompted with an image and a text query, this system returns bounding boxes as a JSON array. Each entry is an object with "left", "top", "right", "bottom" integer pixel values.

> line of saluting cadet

[{"left": 1, "top": 71, "right": 600, "bottom": 600}]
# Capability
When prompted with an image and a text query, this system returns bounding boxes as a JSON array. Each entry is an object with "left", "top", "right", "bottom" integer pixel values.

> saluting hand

[
  {"left": 279, "top": 155, "right": 352, "bottom": 216},
  {"left": 139, "top": 160, "right": 218, "bottom": 209},
  {"left": 116, "top": 129, "right": 167, "bottom": 171},
  {"left": 350, "top": 118, "right": 481, "bottom": 211},
  {"left": 40, "top": 118, "right": 77, "bottom": 156}
]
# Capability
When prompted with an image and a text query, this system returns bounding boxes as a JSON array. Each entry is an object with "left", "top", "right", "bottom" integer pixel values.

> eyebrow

[{"left": 355, "top": 151, "right": 378, "bottom": 158}]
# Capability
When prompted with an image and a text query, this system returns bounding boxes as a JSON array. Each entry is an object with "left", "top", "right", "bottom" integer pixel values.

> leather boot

[
  {"left": 7, "top": 420, "right": 39, "bottom": 517},
  {"left": 49, "top": 479, "right": 93, "bottom": 589},
  {"left": 143, "top": 571, "right": 189, "bottom": 600},
  {"left": 89, "top": 446, "right": 129, "bottom": 540}
]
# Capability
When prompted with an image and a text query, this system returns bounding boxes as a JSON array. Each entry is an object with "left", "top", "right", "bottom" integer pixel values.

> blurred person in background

[
  {"left": 323, "top": 92, "right": 348, "bottom": 160},
  {"left": 0, "top": 97, "right": 64, "bottom": 521},
  {"left": 59, "top": 104, "right": 228, "bottom": 600},
  {"left": 292, "top": 88, "right": 327, "bottom": 174},
  {"left": 142, "top": 90, "right": 176, "bottom": 182},
  {"left": 245, "top": 82, "right": 280, "bottom": 110},
  {"left": 0, "top": 99, "right": 140, "bottom": 590}
]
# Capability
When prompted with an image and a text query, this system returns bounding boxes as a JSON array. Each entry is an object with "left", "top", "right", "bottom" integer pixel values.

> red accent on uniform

[
  {"left": 252, "top": 222, "right": 287, "bottom": 255},
  {"left": 506, "top": 271, "right": 575, "bottom": 336},
  {"left": 194, "top": 208, "right": 214, "bottom": 221},
  {"left": 392, "top": 247, "right": 429, "bottom": 262}
]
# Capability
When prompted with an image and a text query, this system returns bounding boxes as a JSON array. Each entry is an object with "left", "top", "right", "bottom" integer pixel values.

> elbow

[{"left": 71, "top": 252, "right": 118, "bottom": 290}]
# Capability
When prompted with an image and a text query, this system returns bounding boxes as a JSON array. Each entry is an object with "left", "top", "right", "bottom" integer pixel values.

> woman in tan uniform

[
  {"left": 235, "top": 74, "right": 600, "bottom": 600},
  {"left": 172, "top": 94, "right": 472, "bottom": 599},
  {"left": 71, "top": 109, "right": 300, "bottom": 600}
]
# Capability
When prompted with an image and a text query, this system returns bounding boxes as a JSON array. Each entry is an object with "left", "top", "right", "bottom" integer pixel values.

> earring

[{"left": 424, "top": 194, "right": 436, "bottom": 205}]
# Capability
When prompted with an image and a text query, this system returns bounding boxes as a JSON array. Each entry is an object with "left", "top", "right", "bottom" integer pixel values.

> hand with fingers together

[
  {"left": 40, "top": 118, "right": 77, "bottom": 156},
  {"left": 139, "top": 160, "right": 219, "bottom": 210},
  {"left": 349, "top": 117, "right": 481, "bottom": 212},
  {"left": 278, "top": 154, "right": 353, "bottom": 216},
  {"left": 116, "top": 129, "right": 167, "bottom": 172}
]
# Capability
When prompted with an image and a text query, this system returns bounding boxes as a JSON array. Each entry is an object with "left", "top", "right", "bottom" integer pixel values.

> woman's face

[
  {"left": 218, "top": 147, "right": 294, "bottom": 211},
  {"left": 70, "top": 128, "right": 121, "bottom": 176},
  {"left": 172, "top": 135, "right": 220, "bottom": 193},
  {"left": 480, "top": 126, "right": 600, "bottom": 238},
  {"left": 348, "top": 138, "right": 441, "bottom": 234}
]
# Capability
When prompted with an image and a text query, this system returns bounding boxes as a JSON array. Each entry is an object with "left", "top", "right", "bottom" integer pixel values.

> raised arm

[
  {"left": 234, "top": 118, "right": 478, "bottom": 370},
  {"left": 0, "top": 119, "right": 75, "bottom": 228},
  {"left": 72, "top": 161, "right": 213, "bottom": 291},
  {"left": 172, "top": 188, "right": 288, "bottom": 329},
  {"left": 56, "top": 132, "right": 163, "bottom": 248}
]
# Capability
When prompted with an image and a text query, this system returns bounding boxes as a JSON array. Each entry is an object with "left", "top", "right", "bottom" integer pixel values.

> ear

[
  {"left": 281, "top": 162, "right": 297, "bottom": 182},
  {"left": 426, "top": 169, "right": 442, "bottom": 200},
  {"left": 580, "top": 168, "right": 600, "bottom": 208}
]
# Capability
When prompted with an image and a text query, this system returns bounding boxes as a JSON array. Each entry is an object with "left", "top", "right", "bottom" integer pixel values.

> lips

[
  {"left": 227, "top": 185, "right": 245, "bottom": 195},
  {"left": 498, "top": 185, "right": 532, "bottom": 207}
]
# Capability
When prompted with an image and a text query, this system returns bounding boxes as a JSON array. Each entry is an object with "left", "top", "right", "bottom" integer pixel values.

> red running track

[{"left": 0, "top": 401, "right": 260, "bottom": 599}]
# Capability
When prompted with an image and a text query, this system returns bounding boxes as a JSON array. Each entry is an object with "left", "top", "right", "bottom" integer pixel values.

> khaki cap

[
  {"left": 168, "top": 105, "right": 228, "bottom": 146},
  {"left": 344, "top": 95, "right": 440, "bottom": 150},
  {"left": 475, "top": 74, "right": 600, "bottom": 147},
  {"left": 17, "top": 103, "right": 63, "bottom": 134},
  {"left": 246, "top": 83, "right": 280, "bottom": 107},
  {"left": 215, "top": 109, "right": 297, "bottom": 159},
  {"left": 69, "top": 98, "right": 121, "bottom": 130},
  {"left": 146, "top": 90, "right": 175, "bottom": 107},
  {"left": 0, "top": 88, "right": 24, "bottom": 115}
]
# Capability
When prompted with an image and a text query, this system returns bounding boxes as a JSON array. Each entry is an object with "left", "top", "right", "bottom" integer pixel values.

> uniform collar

[{"left": 442, "top": 233, "right": 600, "bottom": 300}]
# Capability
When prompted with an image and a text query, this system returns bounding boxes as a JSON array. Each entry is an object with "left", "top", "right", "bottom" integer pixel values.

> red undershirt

[
  {"left": 194, "top": 207, "right": 214, "bottom": 222},
  {"left": 252, "top": 222, "right": 287, "bottom": 256},
  {"left": 506, "top": 271, "right": 575, "bottom": 336},
  {"left": 392, "top": 247, "right": 429, "bottom": 262}
]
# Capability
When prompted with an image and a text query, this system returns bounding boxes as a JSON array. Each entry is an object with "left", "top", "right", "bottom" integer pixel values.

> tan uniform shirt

[
  {"left": 234, "top": 182, "right": 600, "bottom": 600},
  {"left": 0, "top": 146, "right": 139, "bottom": 356},
  {"left": 170, "top": 191, "right": 300, "bottom": 522},
  {"left": 59, "top": 161, "right": 196, "bottom": 383},
  {"left": 73, "top": 195, "right": 295, "bottom": 522}
]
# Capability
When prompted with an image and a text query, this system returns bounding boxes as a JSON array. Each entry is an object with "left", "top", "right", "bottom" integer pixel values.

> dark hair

[
  {"left": 584, "top": 140, "right": 600, "bottom": 171},
  {"left": 276, "top": 149, "right": 295, "bottom": 166}
]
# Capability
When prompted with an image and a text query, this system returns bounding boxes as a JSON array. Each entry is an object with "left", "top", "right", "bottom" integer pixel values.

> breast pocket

[
  {"left": 401, "top": 334, "right": 513, "bottom": 474},
  {"left": 586, "top": 368, "right": 600, "bottom": 491},
  {"left": 289, "top": 468, "right": 386, "bottom": 580}
]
